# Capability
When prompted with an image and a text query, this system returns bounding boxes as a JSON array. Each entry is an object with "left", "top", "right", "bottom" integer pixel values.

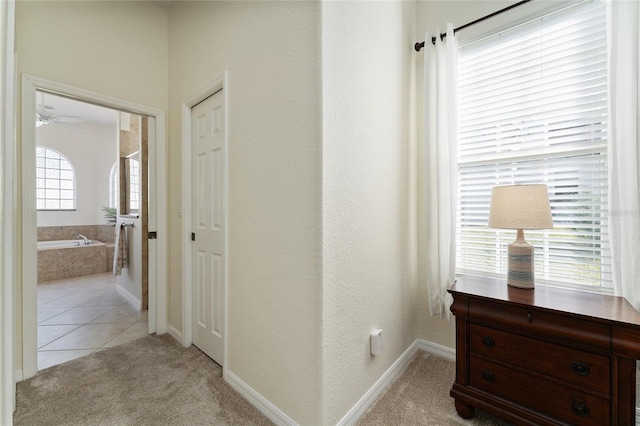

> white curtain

[
  {"left": 608, "top": 0, "right": 640, "bottom": 310},
  {"left": 423, "top": 23, "right": 458, "bottom": 318}
]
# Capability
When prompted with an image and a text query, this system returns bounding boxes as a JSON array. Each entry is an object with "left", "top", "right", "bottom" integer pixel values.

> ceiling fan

[{"left": 36, "top": 93, "right": 85, "bottom": 130}]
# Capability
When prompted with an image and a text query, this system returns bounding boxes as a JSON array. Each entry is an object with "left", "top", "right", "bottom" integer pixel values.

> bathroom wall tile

[
  {"left": 106, "top": 244, "right": 115, "bottom": 272},
  {"left": 37, "top": 224, "right": 115, "bottom": 242},
  {"left": 38, "top": 240, "right": 111, "bottom": 282},
  {"left": 98, "top": 225, "right": 117, "bottom": 243}
]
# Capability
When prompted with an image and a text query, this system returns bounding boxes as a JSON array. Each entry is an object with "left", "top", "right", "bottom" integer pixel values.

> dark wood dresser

[{"left": 448, "top": 275, "right": 640, "bottom": 425}]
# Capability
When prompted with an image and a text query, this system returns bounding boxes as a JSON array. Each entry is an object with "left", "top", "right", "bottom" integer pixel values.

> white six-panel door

[{"left": 191, "top": 90, "right": 225, "bottom": 364}]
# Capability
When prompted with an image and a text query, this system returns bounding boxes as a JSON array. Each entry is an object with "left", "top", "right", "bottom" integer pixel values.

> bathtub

[
  {"left": 38, "top": 239, "right": 98, "bottom": 249},
  {"left": 37, "top": 239, "right": 109, "bottom": 282}
]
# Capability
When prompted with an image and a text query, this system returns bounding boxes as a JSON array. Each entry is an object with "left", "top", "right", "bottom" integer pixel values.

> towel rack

[{"left": 120, "top": 222, "right": 135, "bottom": 228}]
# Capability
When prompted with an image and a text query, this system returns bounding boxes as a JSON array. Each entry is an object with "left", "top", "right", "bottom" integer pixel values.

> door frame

[
  {"left": 181, "top": 71, "right": 229, "bottom": 370},
  {"left": 1, "top": 0, "right": 16, "bottom": 420},
  {"left": 20, "top": 74, "right": 168, "bottom": 379}
]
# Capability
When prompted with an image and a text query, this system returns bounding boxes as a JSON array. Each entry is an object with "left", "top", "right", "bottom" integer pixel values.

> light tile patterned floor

[{"left": 37, "top": 272, "right": 149, "bottom": 370}]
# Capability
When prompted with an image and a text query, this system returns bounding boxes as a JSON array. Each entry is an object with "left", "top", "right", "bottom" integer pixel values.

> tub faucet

[{"left": 76, "top": 234, "right": 89, "bottom": 245}]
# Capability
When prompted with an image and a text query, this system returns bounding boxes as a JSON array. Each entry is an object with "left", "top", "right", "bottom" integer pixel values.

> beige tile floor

[{"left": 37, "top": 272, "right": 149, "bottom": 370}]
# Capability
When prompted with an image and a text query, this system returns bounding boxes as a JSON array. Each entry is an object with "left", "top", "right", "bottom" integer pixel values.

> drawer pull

[
  {"left": 571, "top": 394, "right": 590, "bottom": 417},
  {"left": 571, "top": 361, "right": 590, "bottom": 376},
  {"left": 481, "top": 336, "right": 495, "bottom": 348},
  {"left": 481, "top": 370, "right": 495, "bottom": 382},
  {"left": 526, "top": 313, "right": 532, "bottom": 323}
]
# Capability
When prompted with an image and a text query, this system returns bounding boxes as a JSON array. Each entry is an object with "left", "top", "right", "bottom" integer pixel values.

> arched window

[
  {"left": 109, "top": 156, "right": 140, "bottom": 213},
  {"left": 36, "top": 146, "right": 75, "bottom": 210}
]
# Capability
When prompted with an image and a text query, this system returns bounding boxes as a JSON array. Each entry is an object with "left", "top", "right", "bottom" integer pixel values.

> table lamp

[{"left": 488, "top": 184, "right": 553, "bottom": 289}]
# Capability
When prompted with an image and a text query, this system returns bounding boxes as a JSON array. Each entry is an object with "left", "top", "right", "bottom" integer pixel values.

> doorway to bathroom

[
  {"left": 34, "top": 91, "right": 148, "bottom": 370},
  {"left": 21, "top": 75, "right": 168, "bottom": 379}
]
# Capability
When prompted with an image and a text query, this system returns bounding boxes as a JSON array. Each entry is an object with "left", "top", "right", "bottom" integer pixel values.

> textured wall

[
  {"left": 15, "top": 0, "right": 168, "bottom": 373},
  {"left": 168, "top": 2, "right": 322, "bottom": 424},
  {"left": 321, "top": 1, "right": 418, "bottom": 423},
  {"left": 16, "top": 1, "right": 168, "bottom": 110},
  {"left": 9, "top": 1, "right": 607, "bottom": 423}
]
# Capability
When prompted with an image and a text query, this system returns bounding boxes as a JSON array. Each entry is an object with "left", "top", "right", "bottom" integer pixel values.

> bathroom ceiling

[{"left": 37, "top": 91, "right": 119, "bottom": 127}]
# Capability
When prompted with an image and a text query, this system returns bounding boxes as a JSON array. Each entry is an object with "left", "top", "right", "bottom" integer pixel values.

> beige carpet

[
  {"left": 15, "top": 335, "right": 511, "bottom": 425},
  {"left": 14, "top": 334, "right": 271, "bottom": 426},
  {"left": 359, "top": 351, "right": 512, "bottom": 425}
]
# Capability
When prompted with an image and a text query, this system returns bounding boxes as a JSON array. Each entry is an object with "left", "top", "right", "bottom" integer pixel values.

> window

[
  {"left": 127, "top": 155, "right": 140, "bottom": 213},
  {"left": 456, "top": 1, "right": 610, "bottom": 290},
  {"left": 36, "top": 146, "right": 76, "bottom": 210},
  {"left": 109, "top": 162, "right": 118, "bottom": 208}
]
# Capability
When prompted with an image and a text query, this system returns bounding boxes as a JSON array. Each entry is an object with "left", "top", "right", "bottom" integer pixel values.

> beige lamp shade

[{"left": 488, "top": 184, "right": 553, "bottom": 230}]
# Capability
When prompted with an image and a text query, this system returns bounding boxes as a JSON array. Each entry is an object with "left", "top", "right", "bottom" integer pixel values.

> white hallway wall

[
  {"left": 167, "top": 2, "right": 323, "bottom": 424},
  {"left": 18, "top": 1, "right": 422, "bottom": 424},
  {"left": 14, "top": 0, "right": 168, "bottom": 372},
  {"left": 169, "top": 1, "right": 421, "bottom": 423},
  {"left": 321, "top": 1, "right": 418, "bottom": 423},
  {"left": 13, "top": 0, "right": 547, "bottom": 424}
]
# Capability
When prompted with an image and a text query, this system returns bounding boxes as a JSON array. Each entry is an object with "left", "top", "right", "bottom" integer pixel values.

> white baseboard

[
  {"left": 115, "top": 284, "right": 141, "bottom": 308},
  {"left": 224, "top": 369, "right": 298, "bottom": 426},
  {"left": 219, "top": 339, "right": 454, "bottom": 426},
  {"left": 414, "top": 338, "right": 455, "bottom": 362},
  {"left": 14, "top": 369, "right": 23, "bottom": 382},
  {"left": 337, "top": 338, "right": 455, "bottom": 426},
  {"left": 167, "top": 325, "right": 184, "bottom": 346},
  {"left": 214, "top": 339, "right": 640, "bottom": 426}
]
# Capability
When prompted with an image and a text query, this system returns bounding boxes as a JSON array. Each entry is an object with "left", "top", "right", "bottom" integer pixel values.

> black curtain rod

[{"left": 414, "top": 0, "right": 533, "bottom": 52}]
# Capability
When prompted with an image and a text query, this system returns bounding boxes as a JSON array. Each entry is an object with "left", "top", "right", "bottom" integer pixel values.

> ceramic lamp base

[{"left": 507, "top": 229, "right": 534, "bottom": 289}]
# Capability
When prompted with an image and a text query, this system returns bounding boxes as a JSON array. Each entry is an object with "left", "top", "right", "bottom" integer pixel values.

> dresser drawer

[
  {"left": 469, "top": 324, "right": 610, "bottom": 393},
  {"left": 470, "top": 357, "right": 611, "bottom": 425},
  {"left": 469, "top": 299, "right": 611, "bottom": 351}
]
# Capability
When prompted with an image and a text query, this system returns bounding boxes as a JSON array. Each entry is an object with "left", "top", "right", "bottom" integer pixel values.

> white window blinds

[{"left": 456, "top": 0, "right": 610, "bottom": 290}]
